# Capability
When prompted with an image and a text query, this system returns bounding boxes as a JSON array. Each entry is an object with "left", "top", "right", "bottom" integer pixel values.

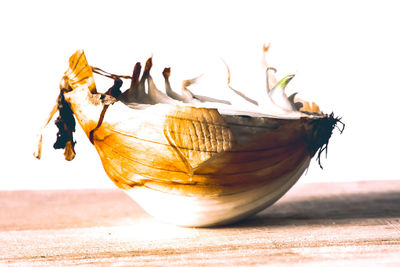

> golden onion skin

[{"left": 38, "top": 50, "right": 341, "bottom": 227}]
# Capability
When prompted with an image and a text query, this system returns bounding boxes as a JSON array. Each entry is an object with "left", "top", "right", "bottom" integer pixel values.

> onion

[{"left": 34, "top": 47, "right": 343, "bottom": 227}]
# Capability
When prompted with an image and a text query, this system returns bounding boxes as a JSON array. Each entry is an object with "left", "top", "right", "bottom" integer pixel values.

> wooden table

[{"left": 1, "top": 181, "right": 399, "bottom": 266}]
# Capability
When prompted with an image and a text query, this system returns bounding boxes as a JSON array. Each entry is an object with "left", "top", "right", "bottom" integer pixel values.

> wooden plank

[{"left": 1, "top": 181, "right": 399, "bottom": 266}]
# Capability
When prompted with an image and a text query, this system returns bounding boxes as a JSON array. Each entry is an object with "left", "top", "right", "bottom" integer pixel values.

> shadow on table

[{"left": 233, "top": 191, "right": 400, "bottom": 228}]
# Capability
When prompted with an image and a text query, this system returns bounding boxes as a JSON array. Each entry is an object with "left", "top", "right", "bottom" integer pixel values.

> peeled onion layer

[
  {"left": 37, "top": 49, "right": 342, "bottom": 227},
  {"left": 127, "top": 157, "right": 310, "bottom": 227}
]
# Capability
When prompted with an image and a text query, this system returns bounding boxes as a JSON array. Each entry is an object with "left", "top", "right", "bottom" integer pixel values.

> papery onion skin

[{"left": 35, "top": 49, "right": 342, "bottom": 227}]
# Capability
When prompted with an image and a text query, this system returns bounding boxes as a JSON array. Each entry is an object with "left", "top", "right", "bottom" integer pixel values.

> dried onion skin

[{"left": 35, "top": 49, "right": 342, "bottom": 227}]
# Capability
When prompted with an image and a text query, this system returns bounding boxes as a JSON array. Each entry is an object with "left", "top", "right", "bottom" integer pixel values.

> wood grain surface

[{"left": 1, "top": 181, "right": 399, "bottom": 266}]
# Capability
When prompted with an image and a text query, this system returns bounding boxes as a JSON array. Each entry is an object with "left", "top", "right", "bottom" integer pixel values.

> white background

[{"left": 1, "top": 0, "right": 399, "bottom": 190}]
